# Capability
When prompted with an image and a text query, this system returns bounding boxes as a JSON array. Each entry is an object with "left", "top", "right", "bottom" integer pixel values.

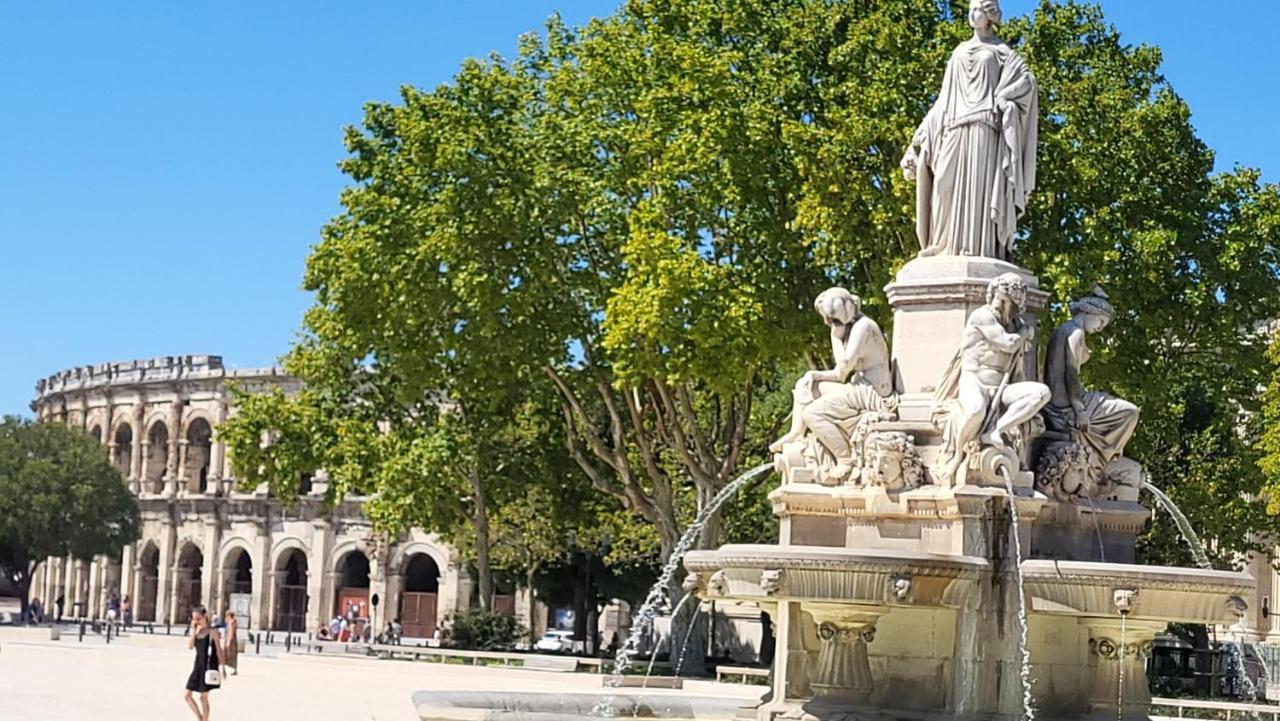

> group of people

[
  {"left": 319, "top": 605, "right": 371, "bottom": 643},
  {"left": 23, "top": 590, "right": 132, "bottom": 628},
  {"left": 183, "top": 607, "right": 240, "bottom": 721}
]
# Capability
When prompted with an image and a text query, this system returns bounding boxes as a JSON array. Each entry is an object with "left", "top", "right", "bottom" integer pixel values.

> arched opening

[
  {"left": 335, "top": 550, "right": 371, "bottom": 639},
  {"left": 175, "top": 544, "right": 204, "bottom": 618},
  {"left": 88, "top": 425, "right": 102, "bottom": 444},
  {"left": 274, "top": 549, "right": 309, "bottom": 632},
  {"left": 138, "top": 544, "right": 160, "bottom": 623},
  {"left": 399, "top": 553, "right": 440, "bottom": 639},
  {"left": 112, "top": 425, "right": 133, "bottom": 477},
  {"left": 222, "top": 548, "right": 253, "bottom": 624},
  {"left": 184, "top": 418, "right": 213, "bottom": 494},
  {"left": 146, "top": 421, "right": 169, "bottom": 494}
]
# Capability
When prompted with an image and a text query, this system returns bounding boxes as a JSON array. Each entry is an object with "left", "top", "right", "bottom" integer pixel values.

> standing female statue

[{"left": 900, "top": 0, "right": 1039, "bottom": 260}]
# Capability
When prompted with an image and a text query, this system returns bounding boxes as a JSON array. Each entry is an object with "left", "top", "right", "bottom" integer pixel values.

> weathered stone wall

[{"left": 27, "top": 355, "right": 467, "bottom": 634}]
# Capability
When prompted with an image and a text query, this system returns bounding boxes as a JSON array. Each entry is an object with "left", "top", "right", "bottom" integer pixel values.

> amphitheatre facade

[{"left": 27, "top": 355, "right": 472, "bottom": 637}]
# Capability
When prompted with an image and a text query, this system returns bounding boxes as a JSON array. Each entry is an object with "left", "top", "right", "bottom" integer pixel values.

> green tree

[{"left": 0, "top": 417, "right": 139, "bottom": 621}]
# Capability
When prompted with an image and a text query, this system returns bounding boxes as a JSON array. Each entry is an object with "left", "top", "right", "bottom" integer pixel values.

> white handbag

[{"left": 205, "top": 669, "right": 222, "bottom": 686}]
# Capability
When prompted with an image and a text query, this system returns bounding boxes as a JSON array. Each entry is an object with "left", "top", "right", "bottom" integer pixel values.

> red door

[{"left": 399, "top": 592, "right": 437, "bottom": 639}]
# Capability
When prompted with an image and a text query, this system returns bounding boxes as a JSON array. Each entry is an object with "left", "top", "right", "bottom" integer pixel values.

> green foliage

[
  {"left": 226, "top": 0, "right": 1280, "bottom": 580},
  {"left": 0, "top": 417, "right": 139, "bottom": 614},
  {"left": 446, "top": 608, "right": 525, "bottom": 651}
]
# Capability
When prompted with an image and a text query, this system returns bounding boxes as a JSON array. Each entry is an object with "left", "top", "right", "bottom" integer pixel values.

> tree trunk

[
  {"left": 470, "top": 473, "right": 494, "bottom": 612},
  {"left": 572, "top": 551, "right": 589, "bottom": 653},
  {"left": 526, "top": 565, "right": 540, "bottom": 645}
]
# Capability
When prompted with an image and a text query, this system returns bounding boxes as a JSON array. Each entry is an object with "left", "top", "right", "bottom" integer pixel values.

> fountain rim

[
  {"left": 685, "top": 543, "right": 990, "bottom": 578},
  {"left": 1019, "top": 559, "right": 1254, "bottom": 594}
]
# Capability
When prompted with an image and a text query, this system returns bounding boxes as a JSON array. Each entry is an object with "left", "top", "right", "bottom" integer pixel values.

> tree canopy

[
  {"left": 0, "top": 417, "right": 139, "bottom": 619},
  {"left": 222, "top": 0, "right": 1280, "bottom": 597}
]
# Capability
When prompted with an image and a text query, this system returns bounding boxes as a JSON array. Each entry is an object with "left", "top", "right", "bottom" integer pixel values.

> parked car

[{"left": 534, "top": 630, "right": 574, "bottom": 653}]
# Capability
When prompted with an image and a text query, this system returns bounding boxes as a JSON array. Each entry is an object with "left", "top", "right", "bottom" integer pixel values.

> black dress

[{"left": 186, "top": 631, "right": 220, "bottom": 692}]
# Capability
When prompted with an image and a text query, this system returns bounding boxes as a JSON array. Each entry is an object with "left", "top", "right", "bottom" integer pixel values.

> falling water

[
  {"left": 1116, "top": 613, "right": 1127, "bottom": 721},
  {"left": 1084, "top": 495, "right": 1107, "bottom": 563},
  {"left": 644, "top": 592, "right": 693, "bottom": 683},
  {"left": 672, "top": 603, "right": 704, "bottom": 678},
  {"left": 1142, "top": 481, "right": 1262, "bottom": 707},
  {"left": 999, "top": 467, "right": 1037, "bottom": 721},
  {"left": 593, "top": 462, "right": 774, "bottom": 716},
  {"left": 1140, "top": 481, "right": 1211, "bottom": 570}
]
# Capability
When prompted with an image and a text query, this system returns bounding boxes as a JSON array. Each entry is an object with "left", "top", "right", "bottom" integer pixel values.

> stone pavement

[{"left": 0, "top": 627, "right": 762, "bottom": 721}]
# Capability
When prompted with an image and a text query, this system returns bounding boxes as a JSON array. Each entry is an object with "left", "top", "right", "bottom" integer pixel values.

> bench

[
  {"left": 520, "top": 655, "right": 579, "bottom": 672},
  {"left": 715, "top": 665, "right": 770, "bottom": 683},
  {"left": 1151, "top": 697, "right": 1280, "bottom": 720}
]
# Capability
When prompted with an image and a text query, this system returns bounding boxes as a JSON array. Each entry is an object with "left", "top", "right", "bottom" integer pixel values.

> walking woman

[
  {"left": 184, "top": 606, "right": 221, "bottom": 721},
  {"left": 221, "top": 610, "right": 239, "bottom": 675}
]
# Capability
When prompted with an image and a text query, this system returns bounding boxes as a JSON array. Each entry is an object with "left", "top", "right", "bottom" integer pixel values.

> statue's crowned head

[
  {"left": 969, "top": 0, "right": 1002, "bottom": 29},
  {"left": 987, "top": 272, "right": 1028, "bottom": 312},
  {"left": 814, "top": 287, "right": 862, "bottom": 326},
  {"left": 1071, "top": 286, "right": 1115, "bottom": 332}
]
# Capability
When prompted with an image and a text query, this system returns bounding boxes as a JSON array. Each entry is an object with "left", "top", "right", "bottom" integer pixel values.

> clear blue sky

[{"left": 2, "top": 1, "right": 1276, "bottom": 416}]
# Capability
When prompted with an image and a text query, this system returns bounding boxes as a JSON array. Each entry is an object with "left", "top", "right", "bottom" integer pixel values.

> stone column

[
  {"left": 121, "top": 544, "right": 136, "bottom": 604},
  {"left": 1082, "top": 618, "right": 1162, "bottom": 720},
  {"left": 202, "top": 523, "right": 220, "bottom": 611},
  {"left": 62, "top": 555, "right": 75, "bottom": 616},
  {"left": 253, "top": 530, "right": 271, "bottom": 631},
  {"left": 308, "top": 521, "right": 332, "bottom": 632},
  {"left": 88, "top": 556, "right": 102, "bottom": 618},
  {"left": 177, "top": 439, "right": 191, "bottom": 495},
  {"left": 210, "top": 398, "right": 228, "bottom": 493},
  {"left": 139, "top": 441, "right": 152, "bottom": 496},
  {"left": 165, "top": 401, "right": 182, "bottom": 497},
  {"left": 42, "top": 558, "right": 57, "bottom": 609},
  {"left": 129, "top": 406, "right": 144, "bottom": 493},
  {"left": 157, "top": 525, "right": 176, "bottom": 624},
  {"left": 808, "top": 610, "right": 882, "bottom": 705}
]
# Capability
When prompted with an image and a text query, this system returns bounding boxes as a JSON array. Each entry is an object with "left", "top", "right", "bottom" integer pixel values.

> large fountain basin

[
  {"left": 1021, "top": 559, "right": 1253, "bottom": 624},
  {"left": 412, "top": 691, "right": 749, "bottom": 721},
  {"left": 683, "top": 544, "right": 988, "bottom": 607}
]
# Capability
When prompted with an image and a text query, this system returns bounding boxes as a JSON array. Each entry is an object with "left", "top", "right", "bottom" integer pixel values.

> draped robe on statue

[{"left": 911, "top": 39, "right": 1038, "bottom": 260}]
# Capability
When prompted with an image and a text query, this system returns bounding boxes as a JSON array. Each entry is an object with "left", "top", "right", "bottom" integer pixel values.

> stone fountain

[{"left": 682, "top": 2, "right": 1253, "bottom": 719}]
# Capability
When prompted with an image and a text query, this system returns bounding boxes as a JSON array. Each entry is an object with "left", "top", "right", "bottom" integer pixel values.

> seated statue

[
  {"left": 771, "top": 287, "right": 896, "bottom": 483},
  {"left": 1036, "top": 287, "right": 1141, "bottom": 501},
  {"left": 933, "top": 273, "right": 1050, "bottom": 482}
]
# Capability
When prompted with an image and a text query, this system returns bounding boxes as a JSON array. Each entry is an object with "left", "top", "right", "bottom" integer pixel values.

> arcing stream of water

[
  {"left": 1140, "top": 481, "right": 1211, "bottom": 570},
  {"left": 1141, "top": 481, "right": 1264, "bottom": 710},
  {"left": 999, "top": 467, "right": 1037, "bottom": 721},
  {"left": 594, "top": 462, "right": 773, "bottom": 715}
]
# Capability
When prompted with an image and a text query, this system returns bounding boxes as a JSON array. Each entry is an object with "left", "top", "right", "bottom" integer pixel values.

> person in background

[
  {"left": 106, "top": 591, "right": 121, "bottom": 630},
  {"left": 55, "top": 593, "right": 64, "bottom": 622},
  {"left": 222, "top": 610, "right": 240, "bottom": 675},
  {"left": 122, "top": 596, "right": 132, "bottom": 627},
  {"left": 28, "top": 597, "right": 42, "bottom": 625},
  {"left": 184, "top": 606, "right": 221, "bottom": 721}
]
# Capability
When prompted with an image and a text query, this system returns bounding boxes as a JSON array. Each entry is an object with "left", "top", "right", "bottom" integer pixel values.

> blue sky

[{"left": 2, "top": 1, "right": 1276, "bottom": 416}]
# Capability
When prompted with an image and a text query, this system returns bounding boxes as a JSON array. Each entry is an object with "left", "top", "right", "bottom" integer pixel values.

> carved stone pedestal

[
  {"left": 808, "top": 610, "right": 881, "bottom": 705},
  {"left": 1082, "top": 617, "right": 1161, "bottom": 720}
]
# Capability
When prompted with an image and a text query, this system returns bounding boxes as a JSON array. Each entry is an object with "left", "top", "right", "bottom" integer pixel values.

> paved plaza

[{"left": 0, "top": 627, "right": 762, "bottom": 721}]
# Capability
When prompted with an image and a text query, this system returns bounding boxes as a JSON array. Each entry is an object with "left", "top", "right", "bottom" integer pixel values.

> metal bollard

[
  {"left": 78, "top": 622, "right": 85, "bottom": 642},
  {"left": 106, "top": 624, "right": 112, "bottom": 644},
  {"left": 255, "top": 634, "right": 262, "bottom": 654},
  {"left": 285, "top": 633, "right": 292, "bottom": 652}
]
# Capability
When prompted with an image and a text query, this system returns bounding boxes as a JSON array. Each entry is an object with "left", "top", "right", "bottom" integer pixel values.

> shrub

[{"left": 446, "top": 609, "right": 524, "bottom": 651}]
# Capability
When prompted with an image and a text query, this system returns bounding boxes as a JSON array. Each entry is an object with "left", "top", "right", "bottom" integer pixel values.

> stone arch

[
  {"left": 184, "top": 417, "right": 213, "bottom": 494},
  {"left": 272, "top": 543, "right": 310, "bottom": 632},
  {"left": 333, "top": 548, "right": 372, "bottom": 634},
  {"left": 136, "top": 541, "right": 161, "bottom": 623},
  {"left": 222, "top": 547, "right": 253, "bottom": 606},
  {"left": 87, "top": 424, "right": 103, "bottom": 444},
  {"left": 111, "top": 422, "right": 135, "bottom": 477},
  {"left": 269, "top": 538, "right": 310, "bottom": 570},
  {"left": 144, "top": 418, "right": 171, "bottom": 493},
  {"left": 389, "top": 540, "right": 450, "bottom": 580},
  {"left": 174, "top": 542, "right": 204, "bottom": 616}
]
